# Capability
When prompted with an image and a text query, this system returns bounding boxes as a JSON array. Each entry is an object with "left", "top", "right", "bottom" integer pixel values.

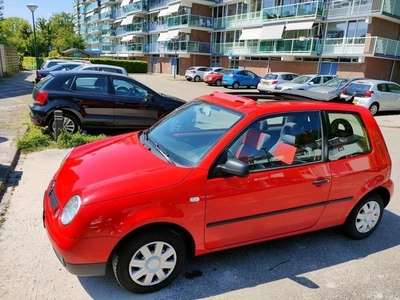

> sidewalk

[{"left": 0, "top": 71, "right": 35, "bottom": 194}]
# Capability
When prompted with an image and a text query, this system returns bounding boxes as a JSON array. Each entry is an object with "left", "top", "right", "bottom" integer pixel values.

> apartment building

[{"left": 73, "top": 0, "right": 400, "bottom": 81}]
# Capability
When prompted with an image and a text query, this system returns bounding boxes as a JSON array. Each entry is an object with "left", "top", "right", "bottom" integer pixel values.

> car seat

[{"left": 236, "top": 125, "right": 271, "bottom": 160}]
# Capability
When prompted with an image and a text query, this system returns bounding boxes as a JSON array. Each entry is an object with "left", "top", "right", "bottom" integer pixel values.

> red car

[
  {"left": 43, "top": 90, "right": 393, "bottom": 294},
  {"left": 204, "top": 69, "right": 228, "bottom": 86}
]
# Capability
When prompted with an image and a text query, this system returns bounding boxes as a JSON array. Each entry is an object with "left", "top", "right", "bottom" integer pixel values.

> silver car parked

[
  {"left": 341, "top": 79, "right": 400, "bottom": 115},
  {"left": 275, "top": 74, "right": 336, "bottom": 91},
  {"left": 185, "top": 66, "right": 208, "bottom": 82},
  {"left": 257, "top": 72, "right": 299, "bottom": 93}
]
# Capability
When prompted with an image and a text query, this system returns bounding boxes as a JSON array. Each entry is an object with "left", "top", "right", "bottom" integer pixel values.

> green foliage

[
  {"left": 22, "top": 56, "right": 148, "bottom": 73},
  {"left": 56, "top": 130, "right": 107, "bottom": 148},
  {"left": 17, "top": 124, "right": 108, "bottom": 153},
  {"left": 17, "top": 124, "right": 53, "bottom": 153}
]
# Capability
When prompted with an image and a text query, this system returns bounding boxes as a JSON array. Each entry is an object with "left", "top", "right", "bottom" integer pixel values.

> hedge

[{"left": 22, "top": 56, "right": 148, "bottom": 73}]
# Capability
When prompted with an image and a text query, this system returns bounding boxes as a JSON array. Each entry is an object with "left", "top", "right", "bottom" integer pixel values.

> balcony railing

[
  {"left": 214, "top": 1, "right": 325, "bottom": 30},
  {"left": 147, "top": 41, "right": 211, "bottom": 54},
  {"left": 211, "top": 36, "right": 400, "bottom": 58},
  {"left": 167, "top": 14, "right": 214, "bottom": 29}
]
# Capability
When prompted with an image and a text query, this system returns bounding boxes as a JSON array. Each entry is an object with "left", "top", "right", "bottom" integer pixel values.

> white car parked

[
  {"left": 275, "top": 74, "right": 336, "bottom": 91},
  {"left": 257, "top": 72, "right": 299, "bottom": 93},
  {"left": 185, "top": 66, "right": 208, "bottom": 82}
]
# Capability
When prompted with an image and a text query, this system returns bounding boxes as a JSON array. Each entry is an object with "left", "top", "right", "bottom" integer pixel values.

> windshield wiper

[{"left": 144, "top": 133, "right": 175, "bottom": 165}]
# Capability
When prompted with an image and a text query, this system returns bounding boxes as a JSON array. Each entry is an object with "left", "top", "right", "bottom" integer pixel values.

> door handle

[{"left": 313, "top": 179, "right": 330, "bottom": 185}]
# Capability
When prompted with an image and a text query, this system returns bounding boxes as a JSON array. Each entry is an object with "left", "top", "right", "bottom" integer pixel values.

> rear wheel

[
  {"left": 215, "top": 79, "right": 222, "bottom": 86},
  {"left": 48, "top": 112, "right": 80, "bottom": 134},
  {"left": 194, "top": 75, "right": 201, "bottom": 82},
  {"left": 113, "top": 228, "right": 186, "bottom": 294},
  {"left": 232, "top": 82, "right": 240, "bottom": 89},
  {"left": 342, "top": 193, "right": 384, "bottom": 239},
  {"left": 369, "top": 102, "right": 379, "bottom": 115}
]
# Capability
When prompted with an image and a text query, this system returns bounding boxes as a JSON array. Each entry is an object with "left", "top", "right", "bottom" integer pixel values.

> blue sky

[{"left": 3, "top": 0, "right": 73, "bottom": 21}]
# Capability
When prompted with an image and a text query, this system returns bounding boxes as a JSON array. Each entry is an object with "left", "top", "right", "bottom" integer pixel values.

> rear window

[
  {"left": 345, "top": 83, "right": 371, "bottom": 96},
  {"left": 263, "top": 74, "right": 278, "bottom": 80},
  {"left": 35, "top": 74, "right": 54, "bottom": 88}
]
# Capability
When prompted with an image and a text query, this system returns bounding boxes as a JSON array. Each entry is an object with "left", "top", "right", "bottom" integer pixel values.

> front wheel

[
  {"left": 232, "top": 82, "right": 240, "bottom": 89},
  {"left": 342, "top": 194, "right": 384, "bottom": 239},
  {"left": 215, "top": 79, "right": 222, "bottom": 86},
  {"left": 113, "top": 228, "right": 186, "bottom": 294},
  {"left": 194, "top": 75, "right": 201, "bottom": 82},
  {"left": 369, "top": 102, "right": 379, "bottom": 116}
]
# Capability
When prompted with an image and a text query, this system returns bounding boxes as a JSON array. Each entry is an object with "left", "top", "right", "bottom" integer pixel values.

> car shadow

[{"left": 77, "top": 209, "right": 400, "bottom": 299}]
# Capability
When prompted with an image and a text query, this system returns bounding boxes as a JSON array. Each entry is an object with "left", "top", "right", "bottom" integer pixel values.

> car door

[
  {"left": 204, "top": 111, "right": 331, "bottom": 250},
  {"left": 70, "top": 74, "right": 115, "bottom": 127},
  {"left": 110, "top": 76, "right": 161, "bottom": 128},
  {"left": 386, "top": 83, "right": 400, "bottom": 110}
]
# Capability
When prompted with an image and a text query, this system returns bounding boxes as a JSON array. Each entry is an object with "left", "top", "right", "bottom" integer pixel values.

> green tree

[{"left": 0, "top": 17, "right": 31, "bottom": 53}]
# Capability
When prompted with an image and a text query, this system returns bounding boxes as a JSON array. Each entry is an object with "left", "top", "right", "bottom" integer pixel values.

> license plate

[
  {"left": 353, "top": 100, "right": 358, "bottom": 105},
  {"left": 263, "top": 82, "right": 269, "bottom": 85}
]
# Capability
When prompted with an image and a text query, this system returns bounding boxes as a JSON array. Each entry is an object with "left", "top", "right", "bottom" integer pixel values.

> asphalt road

[{"left": 0, "top": 71, "right": 399, "bottom": 299}]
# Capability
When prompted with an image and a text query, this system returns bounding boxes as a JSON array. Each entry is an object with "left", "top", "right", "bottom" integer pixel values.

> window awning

[
  {"left": 121, "top": 15, "right": 134, "bottom": 26},
  {"left": 121, "top": 34, "right": 134, "bottom": 42},
  {"left": 100, "top": 7, "right": 110, "bottom": 13},
  {"left": 285, "top": 21, "right": 314, "bottom": 31},
  {"left": 166, "top": 29, "right": 180, "bottom": 40},
  {"left": 239, "top": 27, "right": 262, "bottom": 40},
  {"left": 260, "top": 24, "right": 285, "bottom": 40},
  {"left": 158, "top": 8, "right": 170, "bottom": 17},
  {"left": 157, "top": 32, "right": 170, "bottom": 42},
  {"left": 86, "top": 11, "right": 94, "bottom": 17},
  {"left": 121, "top": 0, "right": 131, "bottom": 7},
  {"left": 168, "top": 3, "right": 181, "bottom": 14}
]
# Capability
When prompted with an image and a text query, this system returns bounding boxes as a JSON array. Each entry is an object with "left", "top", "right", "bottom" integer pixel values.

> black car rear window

[{"left": 346, "top": 83, "right": 371, "bottom": 95}]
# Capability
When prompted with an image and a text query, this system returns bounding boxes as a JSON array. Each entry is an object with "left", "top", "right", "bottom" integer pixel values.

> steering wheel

[{"left": 116, "top": 86, "right": 129, "bottom": 95}]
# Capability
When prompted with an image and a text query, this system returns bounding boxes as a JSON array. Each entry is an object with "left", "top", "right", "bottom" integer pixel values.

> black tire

[
  {"left": 113, "top": 228, "right": 186, "bottom": 294},
  {"left": 369, "top": 102, "right": 379, "bottom": 116},
  {"left": 194, "top": 75, "right": 201, "bottom": 82},
  {"left": 215, "top": 79, "right": 222, "bottom": 86},
  {"left": 48, "top": 112, "right": 80, "bottom": 134},
  {"left": 232, "top": 82, "right": 240, "bottom": 89},
  {"left": 223, "top": 85, "right": 228, "bottom": 88},
  {"left": 342, "top": 193, "right": 384, "bottom": 239}
]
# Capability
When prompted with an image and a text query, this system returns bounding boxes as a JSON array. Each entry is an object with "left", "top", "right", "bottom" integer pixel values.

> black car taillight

[{"left": 35, "top": 91, "right": 49, "bottom": 105}]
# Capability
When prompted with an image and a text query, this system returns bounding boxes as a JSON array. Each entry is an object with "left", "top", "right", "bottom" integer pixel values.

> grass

[{"left": 17, "top": 123, "right": 108, "bottom": 153}]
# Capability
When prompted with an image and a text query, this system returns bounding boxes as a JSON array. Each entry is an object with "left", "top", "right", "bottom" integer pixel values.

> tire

[
  {"left": 194, "top": 75, "right": 201, "bottom": 82},
  {"left": 215, "top": 79, "right": 222, "bottom": 86},
  {"left": 342, "top": 193, "right": 384, "bottom": 239},
  {"left": 223, "top": 85, "right": 229, "bottom": 89},
  {"left": 232, "top": 82, "right": 240, "bottom": 89},
  {"left": 113, "top": 228, "right": 186, "bottom": 294},
  {"left": 48, "top": 112, "right": 80, "bottom": 134},
  {"left": 369, "top": 102, "right": 379, "bottom": 116}
]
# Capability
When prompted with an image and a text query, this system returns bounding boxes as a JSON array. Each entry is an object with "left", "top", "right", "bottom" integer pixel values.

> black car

[
  {"left": 29, "top": 70, "right": 186, "bottom": 133},
  {"left": 35, "top": 62, "right": 86, "bottom": 83}
]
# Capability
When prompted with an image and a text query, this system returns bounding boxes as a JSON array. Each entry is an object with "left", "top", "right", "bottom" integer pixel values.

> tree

[{"left": 0, "top": 17, "right": 31, "bottom": 53}]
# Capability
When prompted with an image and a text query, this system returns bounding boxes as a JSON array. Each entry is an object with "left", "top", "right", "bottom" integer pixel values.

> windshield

[
  {"left": 145, "top": 100, "right": 243, "bottom": 167},
  {"left": 323, "top": 77, "right": 349, "bottom": 87},
  {"left": 291, "top": 75, "right": 312, "bottom": 84}
]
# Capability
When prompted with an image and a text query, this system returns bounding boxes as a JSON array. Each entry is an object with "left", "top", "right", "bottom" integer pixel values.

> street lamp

[{"left": 27, "top": 4, "right": 39, "bottom": 70}]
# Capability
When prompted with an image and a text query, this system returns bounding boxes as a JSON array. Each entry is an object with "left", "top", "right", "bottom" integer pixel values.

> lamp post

[
  {"left": 27, "top": 4, "right": 39, "bottom": 70},
  {"left": 173, "top": 41, "right": 178, "bottom": 79}
]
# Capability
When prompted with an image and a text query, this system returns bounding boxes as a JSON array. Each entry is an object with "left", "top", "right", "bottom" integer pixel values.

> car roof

[
  {"left": 48, "top": 70, "right": 130, "bottom": 78},
  {"left": 196, "top": 91, "right": 360, "bottom": 116},
  {"left": 80, "top": 64, "right": 124, "bottom": 68},
  {"left": 348, "top": 79, "right": 395, "bottom": 84}
]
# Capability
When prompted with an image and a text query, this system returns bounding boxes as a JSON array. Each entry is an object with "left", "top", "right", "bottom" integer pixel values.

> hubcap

[
  {"left": 355, "top": 201, "right": 380, "bottom": 233},
  {"left": 129, "top": 241, "right": 177, "bottom": 286},
  {"left": 52, "top": 117, "right": 76, "bottom": 134}
]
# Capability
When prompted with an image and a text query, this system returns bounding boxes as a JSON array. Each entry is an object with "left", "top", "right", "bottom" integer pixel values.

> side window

[
  {"left": 377, "top": 84, "right": 388, "bottom": 92},
  {"left": 388, "top": 83, "right": 400, "bottom": 93},
  {"left": 73, "top": 76, "right": 108, "bottom": 94},
  {"left": 228, "top": 111, "right": 322, "bottom": 171},
  {"left": 111, "top": 78, "right": 148, "bottom": 98},
  {"left": 311, "top": 76, "right": 321, "bottom": 84},
  {"left": 323, "top": 76, "right": 332, "bottom": 83},
  {"left": 327, "top": 112, "right": 371, "bottom": 161}
]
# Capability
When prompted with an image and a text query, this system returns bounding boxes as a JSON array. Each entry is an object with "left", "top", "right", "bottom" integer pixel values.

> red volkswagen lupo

[{"left": 43, "top": 91, "right": 393, "bottom": 294}]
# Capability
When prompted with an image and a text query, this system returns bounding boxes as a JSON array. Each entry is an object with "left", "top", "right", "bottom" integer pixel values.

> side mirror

[{"left": 217, "top": 158, "right": 249, "bottom": 178}]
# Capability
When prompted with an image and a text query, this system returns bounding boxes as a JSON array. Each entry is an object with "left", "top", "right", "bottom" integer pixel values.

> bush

[{"left": 17, "top": 124, "right": 108, "bottom": 153}]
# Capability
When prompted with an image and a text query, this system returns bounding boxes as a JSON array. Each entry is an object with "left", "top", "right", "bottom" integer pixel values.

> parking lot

[{"left": 0, "top": 72, "right": 400, "bottom": 300}]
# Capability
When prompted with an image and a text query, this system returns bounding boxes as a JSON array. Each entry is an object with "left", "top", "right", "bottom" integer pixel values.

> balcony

[
  {"left": 148, "top": 41, "right": 211, "bottom": 55},
  {"left": 323, "top": 36, "right": 400, "bottom": 58},
  {"left": 167, "top": 14, "right": 214, "bottom": 30},
  {"left": 214, "top": 1, "right": 325, "bottom": 30}
]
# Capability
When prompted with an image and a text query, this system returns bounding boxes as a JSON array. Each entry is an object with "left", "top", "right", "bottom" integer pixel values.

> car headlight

[{"left": 61, "top": 195, "right": 81, "bottom": 225}]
